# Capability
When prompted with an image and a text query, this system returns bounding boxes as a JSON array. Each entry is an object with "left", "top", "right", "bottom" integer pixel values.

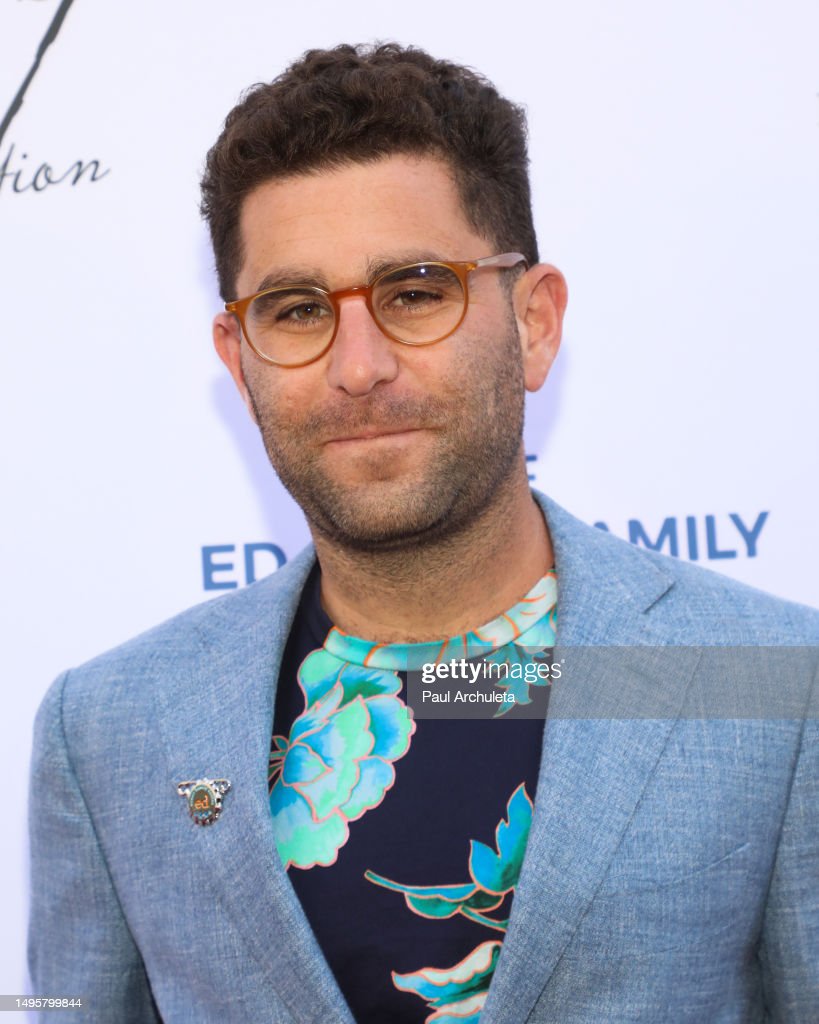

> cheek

[
  {"left": 448, "top": 309, "right": 522, "bottom": 386},
  {"left": 241, "top": 356, "right": 310, "bottom": 422}
]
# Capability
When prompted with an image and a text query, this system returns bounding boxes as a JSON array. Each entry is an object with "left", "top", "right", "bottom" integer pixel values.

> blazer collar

[
  {"left": 536, "top": 491, "right": 676, "bottom": 644},
  {"left": 152, "top": 546, "right": 356, "bottom": 1024},
  {"left": 480, "top": 492, "right": 700, "bottom": 1023}
]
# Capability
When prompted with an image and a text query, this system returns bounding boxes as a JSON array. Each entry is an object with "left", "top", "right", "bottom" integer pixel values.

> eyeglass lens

[{"left": 245, "top": 263, "right": 466, "bottom": 365}]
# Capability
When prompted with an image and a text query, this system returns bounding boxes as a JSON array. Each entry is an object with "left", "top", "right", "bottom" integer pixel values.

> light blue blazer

[{"left": 28, "top": 494, "right": 819, "bottom": 1022}]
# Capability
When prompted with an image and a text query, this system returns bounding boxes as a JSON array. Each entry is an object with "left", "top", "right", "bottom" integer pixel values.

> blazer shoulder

[
  {"left": 535, "top": 492, "right": 819, "bottom": 644},
  {"left": 634, "top": 543, "right": 819, "bottom": 643}
]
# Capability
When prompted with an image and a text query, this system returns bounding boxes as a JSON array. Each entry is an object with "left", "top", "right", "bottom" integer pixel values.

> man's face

[{"left": 215, "top": 154, "right": 555, "bottom": 552}]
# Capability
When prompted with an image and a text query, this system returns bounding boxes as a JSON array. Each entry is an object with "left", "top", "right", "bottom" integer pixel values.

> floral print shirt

[{"left": 269, "top": 566, "right": 557, "bottom": 1023}]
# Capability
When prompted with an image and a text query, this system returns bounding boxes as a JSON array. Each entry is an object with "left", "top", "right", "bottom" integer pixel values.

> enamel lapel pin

[{"left": 176, "top": 778, "right": 231, "bottom": 826}]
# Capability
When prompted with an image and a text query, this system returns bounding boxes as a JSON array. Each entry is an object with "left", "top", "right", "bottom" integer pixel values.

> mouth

[{"left": 325, "top": 426, "right": 426, "bottom": 445}]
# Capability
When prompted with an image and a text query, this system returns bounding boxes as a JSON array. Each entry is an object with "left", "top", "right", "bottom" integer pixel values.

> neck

[{"left": 312, "top": 473, "right": 553, "bottom": 643}]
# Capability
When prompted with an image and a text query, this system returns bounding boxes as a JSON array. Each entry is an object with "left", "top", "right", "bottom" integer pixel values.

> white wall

[{"left": 3, "top": 0, "right": 817, "bottom": 1003}]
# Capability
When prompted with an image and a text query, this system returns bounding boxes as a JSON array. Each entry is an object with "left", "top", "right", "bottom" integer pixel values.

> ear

[
  {"left": 514, "top": 264, "right": 568, "bottom": 392},
  {"left": 213, "top": 312, "right": 258, "bottom": 424}
]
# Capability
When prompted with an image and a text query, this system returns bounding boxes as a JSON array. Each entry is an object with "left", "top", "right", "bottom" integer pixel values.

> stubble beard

[{"left": 244, "top": 315, "right": 526, "bottom": 555}]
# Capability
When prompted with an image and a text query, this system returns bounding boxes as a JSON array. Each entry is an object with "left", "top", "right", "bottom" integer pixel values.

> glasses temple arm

[{"left": 473, "top": 252, "right": 528, "bottom": 271}]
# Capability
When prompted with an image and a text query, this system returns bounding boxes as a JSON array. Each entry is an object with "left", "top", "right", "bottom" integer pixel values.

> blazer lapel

[
  {"left": 152, "top": 547, "right": 357, "bottom": 1024},
  {"left": 481, "top": 495, "right": 701, "bottom": 1024}
]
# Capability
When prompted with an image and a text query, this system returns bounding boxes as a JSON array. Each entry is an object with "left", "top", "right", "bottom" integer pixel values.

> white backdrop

[{"left": 2, "top": 0, "right": 818, "bottom": 1004}]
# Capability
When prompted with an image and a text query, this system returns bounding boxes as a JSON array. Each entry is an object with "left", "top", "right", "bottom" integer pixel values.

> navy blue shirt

[{"left": 270, "top": 567, "right": 556, "bottom": 1023}]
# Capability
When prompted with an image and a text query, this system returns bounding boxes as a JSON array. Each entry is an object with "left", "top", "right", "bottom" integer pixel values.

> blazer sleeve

[
  {"left": 759, "top": 665, "right": 819, "bottom": 1021},
  {"left": 28, "top": 672, "right": 161, "bottom": 1024}
]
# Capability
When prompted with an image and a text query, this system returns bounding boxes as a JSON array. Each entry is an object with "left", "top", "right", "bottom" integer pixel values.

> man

[{"left": 29, "top": 43, "right": 818, "bottom": 1023}]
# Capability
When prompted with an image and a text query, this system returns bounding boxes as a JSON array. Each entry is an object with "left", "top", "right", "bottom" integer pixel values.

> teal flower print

[
  {"left": 269, "top": 649, "right": 414, "bottom": 870},
  {"left": 366, "top": 784, "right": 533, "bottom": 1021},
  {"left": 366, "top": 783, "right": 533, "bottom": 930},
  {"left": 269, "top": 571, "right": 556, "bottom": 874},
  {"left": 479, "top": 578, "right": 557, "bottom": 716},
  {"left": 392, "top": 940, "right": 501, "bottom": 1024}
]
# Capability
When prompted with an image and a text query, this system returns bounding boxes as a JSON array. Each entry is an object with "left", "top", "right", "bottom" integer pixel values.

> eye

[
  {"left": 249, "top": 289, "right": 333, "bottom": 333},
  {"left": 277, "top": 300, "right": 333, "bottom": 324},
  {"left": 388, "top": 286, "right": 445, "bottom": 309}
]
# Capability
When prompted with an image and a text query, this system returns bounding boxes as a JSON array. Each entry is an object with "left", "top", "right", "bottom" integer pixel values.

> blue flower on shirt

[
  {"left": 269, "top": 650, "right": 414, "bottom": 870},
  {"left": 366, "top": 784, "right": 534, "bottom": 1022},
  {"left": 269, "top": 571, "right": 556, "bottom": 871}
]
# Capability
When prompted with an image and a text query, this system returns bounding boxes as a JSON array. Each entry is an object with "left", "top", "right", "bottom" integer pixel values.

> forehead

[{"left": 235, "top": 154, "right": 490, "bottom": 294}]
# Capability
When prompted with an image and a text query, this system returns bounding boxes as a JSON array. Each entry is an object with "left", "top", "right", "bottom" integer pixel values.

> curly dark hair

[{"left": 200, "top": 42, "right": 538, "bottom": 301}]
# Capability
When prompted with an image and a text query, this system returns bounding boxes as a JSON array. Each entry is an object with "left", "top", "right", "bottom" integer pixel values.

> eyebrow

[{"left": 252, "top": 251, "right": 449, "bottom": 295}]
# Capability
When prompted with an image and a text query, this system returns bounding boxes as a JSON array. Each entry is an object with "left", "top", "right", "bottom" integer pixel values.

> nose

[{"left": 325, "top": 295, "right": 400, "bottom": 396}]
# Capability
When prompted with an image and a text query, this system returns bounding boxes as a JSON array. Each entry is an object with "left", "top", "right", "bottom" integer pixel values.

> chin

[{"left": 304, "top": 480, "right": 469, "bottom": 553}]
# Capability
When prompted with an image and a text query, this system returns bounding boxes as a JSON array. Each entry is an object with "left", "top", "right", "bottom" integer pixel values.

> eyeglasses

[{"left": 224, "top": 252, "right": 527, "bottom": 368}]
